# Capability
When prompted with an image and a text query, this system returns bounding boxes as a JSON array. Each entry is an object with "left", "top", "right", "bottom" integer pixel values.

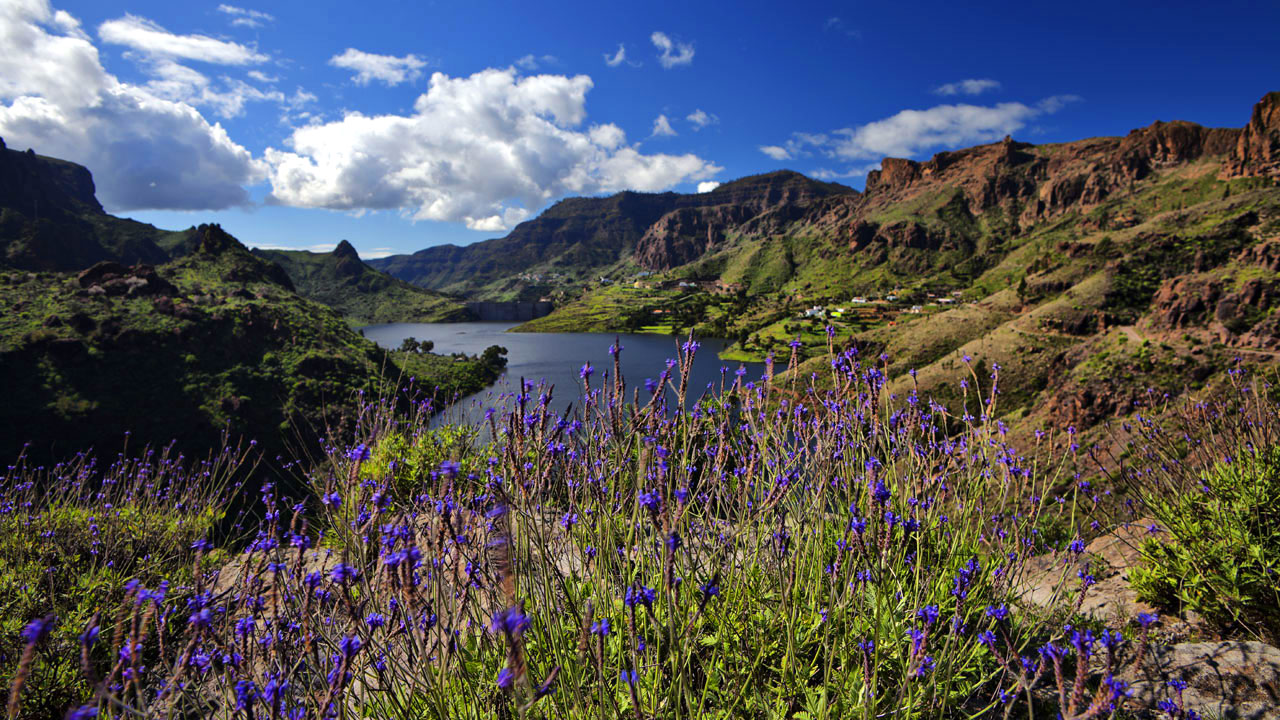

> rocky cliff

[
  {"left": 0, "top": 138, "right": 103, "bottom": 216},
  {"left": 0, "top": 139, "right": 173, "bottom": 271},
  {"left": 1223, "top": 91, "right": 1280, "bottom": 178},
  {"left": 369, "top": 171, "right": 853, "bottom": 295},
  {"left": 633, "top": 171, "right": 853, "bottom": 269}
]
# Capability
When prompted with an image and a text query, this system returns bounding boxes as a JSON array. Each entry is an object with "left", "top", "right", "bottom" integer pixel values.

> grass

[
  {"left": 1126, "top": 400, "right": 1280, "bottom": 641},
  {"left": 0, "top": 442, "right": 249, "bottom": 718}
]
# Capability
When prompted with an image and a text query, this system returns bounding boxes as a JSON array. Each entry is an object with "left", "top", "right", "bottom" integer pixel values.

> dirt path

[
  {"left": 1117, "top": 325, "right": 1144, "bottom": 344},
  {"left": 1116, "top": 324, "right": 1280, "bottom": 360}
]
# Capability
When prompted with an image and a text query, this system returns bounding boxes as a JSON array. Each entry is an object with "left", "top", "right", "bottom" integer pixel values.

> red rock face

[
  {"left": 811, "top": 107, "right": 1259, "bottom": 243},
  {"left": 1238, "top": 239, "right": 1280, "bottom": 272},
  {"left": 864, "top": 158, "right": 923, "bottom": 194},
  {"left": 1223, "top": 92, "right": 1280, "bottom": 178},
  {"left": 634, "top": 94, "right": 1278, "bottom": 280},
  {"left": 1151, "top": 276, "right": 1222, "bottom": 329},
  {"left": 632, "top": 171, "right": 854, "bottom": 270}
]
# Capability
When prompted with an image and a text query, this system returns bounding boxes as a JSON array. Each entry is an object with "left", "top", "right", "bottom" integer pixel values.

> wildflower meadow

[{"left": 3, "top": 337, "right": 1274, "bottom": 719}]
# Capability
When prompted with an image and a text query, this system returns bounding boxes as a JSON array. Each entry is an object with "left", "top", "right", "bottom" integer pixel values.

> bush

[{"left": 1131, "top": 445, "right": 1280, "bottom": 638}]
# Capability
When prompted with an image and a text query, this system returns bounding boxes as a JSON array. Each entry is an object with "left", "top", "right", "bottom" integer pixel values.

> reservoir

[{"left": 360, "top": 322, "right": 779, "bottom": 424}]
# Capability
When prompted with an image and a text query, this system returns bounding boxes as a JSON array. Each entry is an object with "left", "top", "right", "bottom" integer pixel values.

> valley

[
  {"left": 363, "top": 92, "right": 1280, "bottom": 448},
  {"left": 7, "top": 0, "right": 1280, "bottom": 715}
]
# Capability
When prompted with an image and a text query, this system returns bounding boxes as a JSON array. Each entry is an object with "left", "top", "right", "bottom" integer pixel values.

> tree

[
  {"left": 481, "top": 345, "right": 508, "bottom": 369},
  {"left": 398, "top": 337, "right": 434, "bottom": 354}
]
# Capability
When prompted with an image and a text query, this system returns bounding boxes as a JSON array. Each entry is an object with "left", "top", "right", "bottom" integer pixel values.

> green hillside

[
  {"left": 0, "top": 224, "right": 503, "bottom": 465},
  {"left": 253, "top": 240, "right": 473, "bottom": 324}
]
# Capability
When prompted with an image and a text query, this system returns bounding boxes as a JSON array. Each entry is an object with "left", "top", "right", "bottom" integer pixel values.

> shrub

[{"left": 1131, "top": 444, "right": 1280, "bottom": 638}]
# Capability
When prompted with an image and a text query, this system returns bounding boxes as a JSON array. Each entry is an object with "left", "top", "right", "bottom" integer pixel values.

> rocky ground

[{"left": 1020, "top": 521, "right": 1280, "bottom": 718}]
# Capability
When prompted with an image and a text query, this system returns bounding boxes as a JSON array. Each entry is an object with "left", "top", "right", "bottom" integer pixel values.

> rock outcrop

[
  {"left": 0, "top": 141, "right": 170, "bottom": 271},
  {"left": 76, "top": 261, "right": 178, "bottom": 298},
  {"left": 634, "top": 171, "right": 850, "bottom": 269},
  {"left": 331, "top": 239, "right": 364, "bottom": 277},
  {"left": 1152, "top": 276, "right": 1222, "bottom": 328},
  {"left": 1020, "top": 521, "right": 1280, "bottom": 718},
  {"left": 1124, "top": 642, "right": 1280, "bottom": 719},
  {"left": 1224, "top": 92, "right": 1280, "bottom": 178},
  {"left": 0, "top": 139, "right": 103, "bottom": 217}
]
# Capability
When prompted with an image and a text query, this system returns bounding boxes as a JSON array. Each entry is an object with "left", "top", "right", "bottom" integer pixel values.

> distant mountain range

[
  {"left": 3, "top": 92, "right": 1278, "bottom": 454},
  {"left": 370, "top": 93, "right": 1280, "bottom": 307},
  {"left": 367, "top": 171, "right": 855, "bottom": 300},
  {"left": 252, "top": 241, "right": 473, "bottom": 324},
  {"left": 376, "top": 91, "right": 1280, "bottom": 447}
]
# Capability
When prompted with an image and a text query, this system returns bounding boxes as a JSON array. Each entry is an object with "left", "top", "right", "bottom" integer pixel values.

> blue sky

[{"left": 2, "top": 0, "right": 1278, "bottom": 257}]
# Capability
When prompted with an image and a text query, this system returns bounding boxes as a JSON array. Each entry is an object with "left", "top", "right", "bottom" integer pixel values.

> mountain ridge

[
  {"left": 509, "top": 92, "right": 1280, "bottom": 449},
  {"left": 0, "top": 220, "right": 501, "bottom": 465},
  {"left": 369, "top": 95, "right": 1278, "bottom": 304},
  {"left": 251, "top": 243, "right": 472, "bottom": 324},
  {"left": 0, "top": 146, "right": 469, "bottom": 324},
  {"left": 367, "top": 170, "right": 853, "bottom": 299}
]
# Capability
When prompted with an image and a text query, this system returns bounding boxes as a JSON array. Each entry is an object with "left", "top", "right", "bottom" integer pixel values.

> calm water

[{"left": 360, "top": 322, "right": 779, "bottom": 424}]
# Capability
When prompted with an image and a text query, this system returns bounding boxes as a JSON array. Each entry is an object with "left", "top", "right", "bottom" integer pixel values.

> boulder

[
  {"left": 76, "top": 261, "right": 130, "bottom": 288},
  {"left": 1151, "top": 276, "right": 1222, "bottom": 329},
  {"left": 1123, "top": 641, "right": 1280, "bottom": 719}
]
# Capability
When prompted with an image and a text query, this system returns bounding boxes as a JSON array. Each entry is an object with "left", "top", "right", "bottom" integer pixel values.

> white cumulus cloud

[
  {"left": 651, "top": 113, "right": 677, "bottom": 137},
  {"left": 686, "top": 108, "right": 717, "bottom": 130},
  {"left": 98, "top": 14, "right": 267, "bottom": 64},
  {"left": 763, "top": 96, "right": 1081, "bottom": 172},
  {"left": 831, "top": 102, "right": 1038, "bottom": 158},
  {"left": 0, "top": 1, "right": 264, "bottom": 211},
  {"left": 933, "top": 78, "right": 1001, "bottom": 96},
  {"left": 651, "top": 31, "right": 694, "bottom": 68},
  {"left": 329, "top": 48, "right": 426, "bottom": 87},
  {"left": 263, "top": 68, "right": 721, "bottom": 231},
  {"left": 696, "top": 181, "right": 720, "bottom": 193}
]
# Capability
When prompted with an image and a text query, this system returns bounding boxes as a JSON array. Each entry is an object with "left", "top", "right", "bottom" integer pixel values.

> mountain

[
  {"left": 0, "top": 150, "right": 505, "bottom": 465},
  {"left": 375, "top": 94, "right": 1279, "bottom": 315},
  {"left": 0, "top": 138, "right": 184, "bottom": 271},
  {"left": 252, "top": 240, "right": 473, "bottom": 324},
  {"left": 512, "top": 93, "right": 1280, "bottom": 448},
  {"left": 367, "top": 171, "right": 853, "bottom": 300},
  {"left": 0, "top": 224, "right": 504, "bottom": 465},
  {"left": 0, "top": 140, "right": 469, "bottom": 326}
]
